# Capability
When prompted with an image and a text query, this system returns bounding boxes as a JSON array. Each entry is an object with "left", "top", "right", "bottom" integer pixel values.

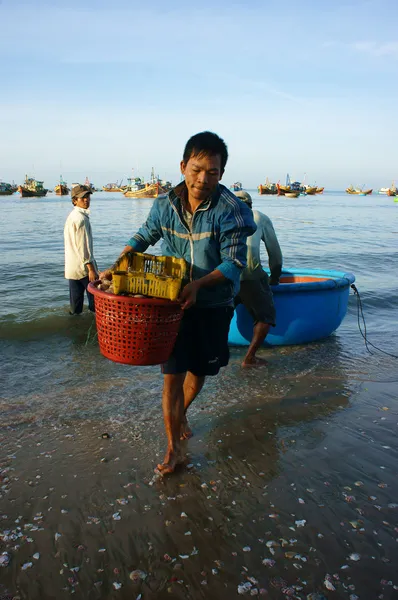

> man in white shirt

[
  {"left": 234, "top": 191, "right": 283, "bottom": 366},
  {"left": 64, "top": 185, "right": 98, "bottom": 314}
]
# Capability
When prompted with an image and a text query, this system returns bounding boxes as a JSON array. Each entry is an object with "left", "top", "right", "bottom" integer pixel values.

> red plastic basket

[{"left": 88, "top": 282, "right": 183, "bottom": 366}]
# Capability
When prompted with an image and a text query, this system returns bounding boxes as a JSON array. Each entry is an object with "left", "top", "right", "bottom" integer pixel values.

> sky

[{"left": 1, "top": 0, "right": 397, "bottom": 189}]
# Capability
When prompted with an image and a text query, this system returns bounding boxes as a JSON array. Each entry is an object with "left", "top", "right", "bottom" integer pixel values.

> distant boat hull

[
  {"left": 54, "top": 185, "right": 70, "bottom": 195},
  {"left": 0, "top": 190, "right": 14, "bottom": 196},
  {"left": 258, "top": 185, "right": 278, "bottom": 195},
  {"left": 305, "top": 186, "right": 318, "bottom": 195},
  {"left": 18, "top": 186, "right": 48, "bottom": 197},
  {"left": 346, "top": 188, "right": 372, "bottom": 195},
  {"left": 124, "top": 183, "right": 167, "bottom": 199},
  {"left": 284, "top": 191, "right": 300, "bottom": 198}
]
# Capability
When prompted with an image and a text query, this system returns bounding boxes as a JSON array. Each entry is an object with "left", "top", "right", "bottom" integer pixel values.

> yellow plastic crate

[{"left": 111, "top": 252, "right": 187, "bottom": 301}]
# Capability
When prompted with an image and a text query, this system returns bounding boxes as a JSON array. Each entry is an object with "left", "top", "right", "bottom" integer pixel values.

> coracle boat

[
  {"left": 54, "top": 176, "right": 70, "bottom": 196},
  {"left": 0, "top": 182, "right": 14, "bottom": 195},
  {"left": 346, "top": 186, "right": 372, "bottom": 196},
  {"left": 229, "top": 268, "right": 355, "bottom": 347},
  {"left": 18, "top": 176, "right": 48, "bottom": 197}
]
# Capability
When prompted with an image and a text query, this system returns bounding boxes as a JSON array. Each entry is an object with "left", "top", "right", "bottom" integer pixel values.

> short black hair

[{"left": 183, "top": 131, "right": 228, "bottom": 172}]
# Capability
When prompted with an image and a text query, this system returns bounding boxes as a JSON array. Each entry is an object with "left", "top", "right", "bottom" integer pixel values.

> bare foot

[
  {"left": 155, "top": 448, "right": 185, "bottom": 476},
  {"left": 180, "top": 416, "right": 193, "bottom": 441},
  {"left": 242, "top": 356, "right": 268, "bottom": 368}
]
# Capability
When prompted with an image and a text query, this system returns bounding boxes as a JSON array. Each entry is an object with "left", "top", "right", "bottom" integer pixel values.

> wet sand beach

[
  {"left": 1, "top": 342, "right": 398, "bottom": 599},
  {"left": 1, "top": 191, "right": 398, "bottom": 598}
]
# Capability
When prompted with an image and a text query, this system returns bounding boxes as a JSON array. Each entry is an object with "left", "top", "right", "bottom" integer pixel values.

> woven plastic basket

[
  {"left": 88, "top": 283, "right": 183, "bottom": 366},
  {"left": 112, "top": 251, "right": 187, "bottom": 301}
]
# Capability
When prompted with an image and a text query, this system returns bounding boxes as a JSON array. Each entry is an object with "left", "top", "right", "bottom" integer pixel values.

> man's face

[
  {"left": 74, "top": 194, "right": 91, "bottom": 209},
  {"left": 181, "top": 153, "right": 223, "bottom": 202}
]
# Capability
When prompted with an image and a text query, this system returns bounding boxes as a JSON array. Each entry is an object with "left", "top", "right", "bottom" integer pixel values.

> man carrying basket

[{"left": 101, "top": 132, "right": 256, "bottom": 475}]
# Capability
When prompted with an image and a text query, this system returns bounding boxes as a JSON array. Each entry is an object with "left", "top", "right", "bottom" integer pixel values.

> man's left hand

[
  {"left": 87, "top": 266, "right": 98, "bottom": 282},
  {"left": 179, "top": 281, "right": 200, "bottom": 310}
]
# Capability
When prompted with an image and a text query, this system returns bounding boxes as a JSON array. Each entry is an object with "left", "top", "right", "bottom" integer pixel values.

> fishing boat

[
  {"left": 54, "top": 175, "right": 70, "bottom": 196},
  {"left": 84, "top": 177, "right": 97, "bottom": 193},
  {"left": 229, "top": 268, "right": 355, "bottom": 346},
  {"left": 0, "top": 182, "right": 14, "bottom": 195},
  {"left": 102, "top": 179, "right": 126, "bottom": 192},
  {"left": 124, "top": 169, "right": 172, "bottom": 199},
  {"left": 304, "top": 186, "right": 318, "bottom": 195},
  {"left": 258, "top": 178, "right": 278, "bottom": 195},
  {"left": 231, "top": 182, "right": 243, "bottom": 192},
  {"left": 346, "top": 186, "right": 372, "bottom": 196},
  {"left": 284, "top": 191, "right": 300, "bottom": 198},
  {"left": 384, "top": 182, "right": 397, "bottom": 196},
  {"left": 316, "top": 187, "right": 324, "bottom": 194},
  {"left": 277, "top": 174, "right": 303, "bottom": 195},
  {"left": 18, "top": 176, "right": 48, "bottom": 197}
]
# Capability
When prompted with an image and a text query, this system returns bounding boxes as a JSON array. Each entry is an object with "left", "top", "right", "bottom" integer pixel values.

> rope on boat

[{"left": 351, "top": 284, "right": 398, "bottom": 359}]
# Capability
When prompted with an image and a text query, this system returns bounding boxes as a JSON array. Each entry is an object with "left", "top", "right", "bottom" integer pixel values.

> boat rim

[{"left": 270, "top": 268, "right": 355, "bottom": 293}]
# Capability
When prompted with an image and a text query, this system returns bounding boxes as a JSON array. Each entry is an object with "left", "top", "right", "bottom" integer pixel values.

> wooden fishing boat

[
  {"left": 258, "top": 177, "right": 278, "bottom": 195},
  {"left": 18, "top": 176, "right": 48, "bottom": 197},
  {"left": 304, "top": 186, "right": 318, "bottom": 195},
  {"left": 346, "top": 186, "right": 372, "bottom": 195},
  {"left": 54, "top": 184, "right": 70, "bottom": 195},
  {"left": 229, "top": 268, "right": 355, "bottom": 346},
  {"left": 284, "top": 191, "right": 300, "bottom": 198},
  {"left": 124, "top": 181, "right": 168, "bottom": 199},
  {"left": 102, "top": 179, "right": 126, "bottom": 192},
  {"left": 124, "top": 168, "right": 172, "bottom": 199},
  {"left": 54, "top": 176, "right": 70, "bottom": 195},
  {"left": 0, "top": 182, "right": 14, "bottom": 195},
  {"left": 387, "top": 188, "right": 397, "bottom": 197}
]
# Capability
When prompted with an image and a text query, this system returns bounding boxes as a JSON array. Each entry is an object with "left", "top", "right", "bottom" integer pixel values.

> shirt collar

[
  {"left": 171, "top": 181, "right": 220, "bottom": 210},
  {"left": 74, "top": 207, "right": 90, "bottom": 216}
]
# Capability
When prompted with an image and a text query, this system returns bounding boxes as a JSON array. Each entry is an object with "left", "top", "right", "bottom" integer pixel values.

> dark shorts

[
  {"left": 162, "top": 306, "right": 234, "bottom": 377},
  {"left": 235, "top": 277, "right": 276, "bottom": 326}
]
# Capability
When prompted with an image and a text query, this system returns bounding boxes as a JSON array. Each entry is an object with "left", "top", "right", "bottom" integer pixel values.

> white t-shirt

[{"left": 64, "top": 207, "right": 97, "bottom": 280}]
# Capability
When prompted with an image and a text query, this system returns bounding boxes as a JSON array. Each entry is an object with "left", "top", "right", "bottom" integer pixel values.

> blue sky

[{"left": 1, "top": 0, "right": 397, "bottom": 189}]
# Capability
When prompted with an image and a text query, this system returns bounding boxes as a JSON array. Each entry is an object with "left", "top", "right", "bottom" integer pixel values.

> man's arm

[
  {"left": 75, "top": 222, "right": 98, "bottom": 281},
  {"left": 261, "top": 215, "right": 282, "bottom": 284}
]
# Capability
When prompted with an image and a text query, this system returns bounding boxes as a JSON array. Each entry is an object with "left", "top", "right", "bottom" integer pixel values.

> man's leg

[
  {"left": 82, "top": 276, "right": 95, "bottom": 312},
  {"left": 69, "top": 279, "right": 84, "bottom": 315},
  {"left": 180, "top": 372, "right": 206, "bottom": 440},
  {"left": 238, "top": 278, "right": 275, "bottom": 367},
  {"left": 242, "top": 322, "right": 271, "bottom": 367},
  {"left": 157, "top": 373, "right": 186, "bottom": 475}
]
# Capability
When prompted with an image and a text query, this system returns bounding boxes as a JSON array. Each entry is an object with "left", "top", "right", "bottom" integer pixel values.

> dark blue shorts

[
  {"left": 162, "top": 306, "right": 234, "bottom": 377},
  {"left": 235, "top": 276, "right": 276, "bottom": 326}
]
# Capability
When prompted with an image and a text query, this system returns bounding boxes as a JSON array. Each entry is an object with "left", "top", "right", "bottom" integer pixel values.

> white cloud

[{"left": 351, "top": 40, "right": 398, "bottom": 59}]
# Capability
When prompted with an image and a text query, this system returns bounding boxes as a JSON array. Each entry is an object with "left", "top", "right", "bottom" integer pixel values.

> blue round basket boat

[{"left": 229, "top": 268, "right": 355, "bottom": 346}]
